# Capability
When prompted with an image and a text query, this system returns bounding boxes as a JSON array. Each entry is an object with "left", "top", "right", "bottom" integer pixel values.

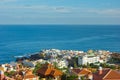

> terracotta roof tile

[
  {"left": 72, "top": 68, "right": 91, "bottom": 76},
  {"left": 50, "top": 69, "right": 62, "bottom": 76},
  {"left": 72, "top": 68, "right": 81, "bottom": 74},
  {"left": 37, "top": 63, "right": 62, "bottom": 77},
  {"left": 93, "top": 68, "right": 120, "bottom": 80},
  {"left": 104, "top": 70, "right": 120, "bottom": 79},
  {"left": 25, "top": 69, "right": 33, "bottom": 75},
  {"left": 37, "top": 67, "right": 52, "bottom": 76},
  {"left": 79, "top": 69, "right": 91, "bottom": 74},
  {"left": 93, "top": 69, "right": 110, "bottom": 80},
  {"left": 24, "top": 75, "right": 36, "bottom": 79}
]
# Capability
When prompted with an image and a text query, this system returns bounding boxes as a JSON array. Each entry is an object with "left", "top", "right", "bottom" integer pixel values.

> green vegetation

[
  {"left": 89, "top": 63, "right": 99, "bottom": 68},
  {"left": 78, "top": 63, "right": 98, "bottom": 68},
  {"left": 100, "top": 63, "right": 116, "bottom": 70},
  {"left": 81, "top": 76, "right": 85, "bottom": 80},
  {"left": 4, "top": 71, "right": 16, "bottom": 77},
  {"left": 61, "top": 74, "right": 67, "bottom": 80},
  {"left": 78, "top": 62, "right": 120, "bottom": 70},
  {"left": 66, "top": 75, "right": 78, "bottom": 80},
  {"left": 68, "top": 57, "right": 78, "bottom": 68},
  {"left": 33, "top": 62, "right": 42, "bottom": 74},
  {"left": 53, "top": 62, "right": 58, "bottom": 69}
]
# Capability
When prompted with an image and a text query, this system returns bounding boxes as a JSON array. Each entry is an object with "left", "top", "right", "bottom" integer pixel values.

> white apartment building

[
  {"left": 57, "top": 60, "right": 68, "bottom": 68},
  {"left": 78, "top": 55, "right": 100, "bottom": 65}
]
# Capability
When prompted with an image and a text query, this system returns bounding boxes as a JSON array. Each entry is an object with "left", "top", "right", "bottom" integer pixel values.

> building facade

[{"left": 78, "top": 55, "right": 99, "bottom": 65}]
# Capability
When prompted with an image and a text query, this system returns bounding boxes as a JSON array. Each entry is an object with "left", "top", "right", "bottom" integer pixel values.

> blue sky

[{"left": 0, "top": 0, "right": 120, "bottom": 24}]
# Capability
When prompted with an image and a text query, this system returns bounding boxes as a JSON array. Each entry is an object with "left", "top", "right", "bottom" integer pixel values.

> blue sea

[{"left": 0, "top": 25, "right": 120, "bottom": 64}]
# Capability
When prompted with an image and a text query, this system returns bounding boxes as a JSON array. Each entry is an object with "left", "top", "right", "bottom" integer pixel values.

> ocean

[{"left": 0, "top": 25, "right": 120, "bottom": 64}]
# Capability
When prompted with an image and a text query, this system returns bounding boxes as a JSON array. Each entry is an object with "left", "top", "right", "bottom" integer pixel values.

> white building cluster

[
  {"left": 78, "top": 50, "right": 111, "bottom": 65},
  {"left": 19, "top": 49, "right": 111, "bottom": 68}
]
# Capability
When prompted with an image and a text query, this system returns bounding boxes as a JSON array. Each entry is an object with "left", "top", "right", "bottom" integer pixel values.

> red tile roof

[
  {"left": 71, "top": 68, "right": 81, "bottom": 74},
  {"left": 37, "top": 67, "right": 53, "bottom": 76},
  {"left": 104, "top": 70, "right": 120, "bottom": 80},
  {"left": 24, "top": 75, "right": 37, "bottom": 79},
  {"left": 93, "top": 68, "right": 120, "bottom": 80},
  {"left": 23, "top": 69, "right": 38, "bottom": 79},
  {"left": 37, "top": 63, "right": 62, "bottom": 77},
  {"left": 50, "top": 69, "right": 62, "bottom": 76},
  {"left": 71, "top": 68, "right": 91, "bottom": 76}
]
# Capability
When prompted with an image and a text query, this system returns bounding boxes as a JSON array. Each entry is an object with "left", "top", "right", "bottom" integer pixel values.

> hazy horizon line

[{"left": 0, "top": 24, "right": 120, "bottom": 26}]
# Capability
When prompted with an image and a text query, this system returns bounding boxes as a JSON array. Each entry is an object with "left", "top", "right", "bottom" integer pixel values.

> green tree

[
  {"left": 90, "top": 63, "right": 99, "bottom": 68},
  {"left": 66, "top": 75, "right": 78, "bottom": 80},
  {"left": 87, "top": 62, "right": 91, "bottom": 68},
  {"left": 4, "top": 71, "right": 16, "bottom": 77},
  {"left": 61, "top": 74, "right": 67, "bottom": 80},
  {"left": 108, "top": 65, "right": 116, "bottom": 70},
  {"left": 100, "top": 63, "right": 107, "bottom": 68},
  {"left": 33, "top": 62, "right": 42, "bottom": 74},
  {"left": 73, "top": 61, "right": 77, "bottom": 68},
  {"left": 81, "top": 76, "right": 85, "bottom": 80}
]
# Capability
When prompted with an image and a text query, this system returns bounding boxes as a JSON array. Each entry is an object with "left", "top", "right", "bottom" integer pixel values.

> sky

[{"left": 0, "top": 0, "right": 120, "bottom": 24}]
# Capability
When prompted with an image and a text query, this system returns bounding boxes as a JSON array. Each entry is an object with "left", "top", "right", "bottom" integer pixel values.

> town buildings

[
  {"left": 78, "top": 50, "right": 111, "bottom": 65},
  {"left": 37, "top": 63, "right": 63, "bottom": 80},
  {"left": 78, "top": 55, "right": 100, "bottom": 65},
  {"left": 70, "top": 68, "right": 92, "bottom": 80},
  {"left": 0, "top": 49, "right": 119, "bottom": 80}
]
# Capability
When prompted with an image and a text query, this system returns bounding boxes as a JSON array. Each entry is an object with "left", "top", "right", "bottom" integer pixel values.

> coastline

[
  {"left": 0, "top": 49, "right": 120, "bottom": 65},
  {"left": 0, "top": 25, "right": 120, "bottom": 64},
  {"left": 1, "top": 49, "right": 120, "bottom": 80},
  {"left": 15, "top": 49, "right": 120, "bottom": 64}
]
